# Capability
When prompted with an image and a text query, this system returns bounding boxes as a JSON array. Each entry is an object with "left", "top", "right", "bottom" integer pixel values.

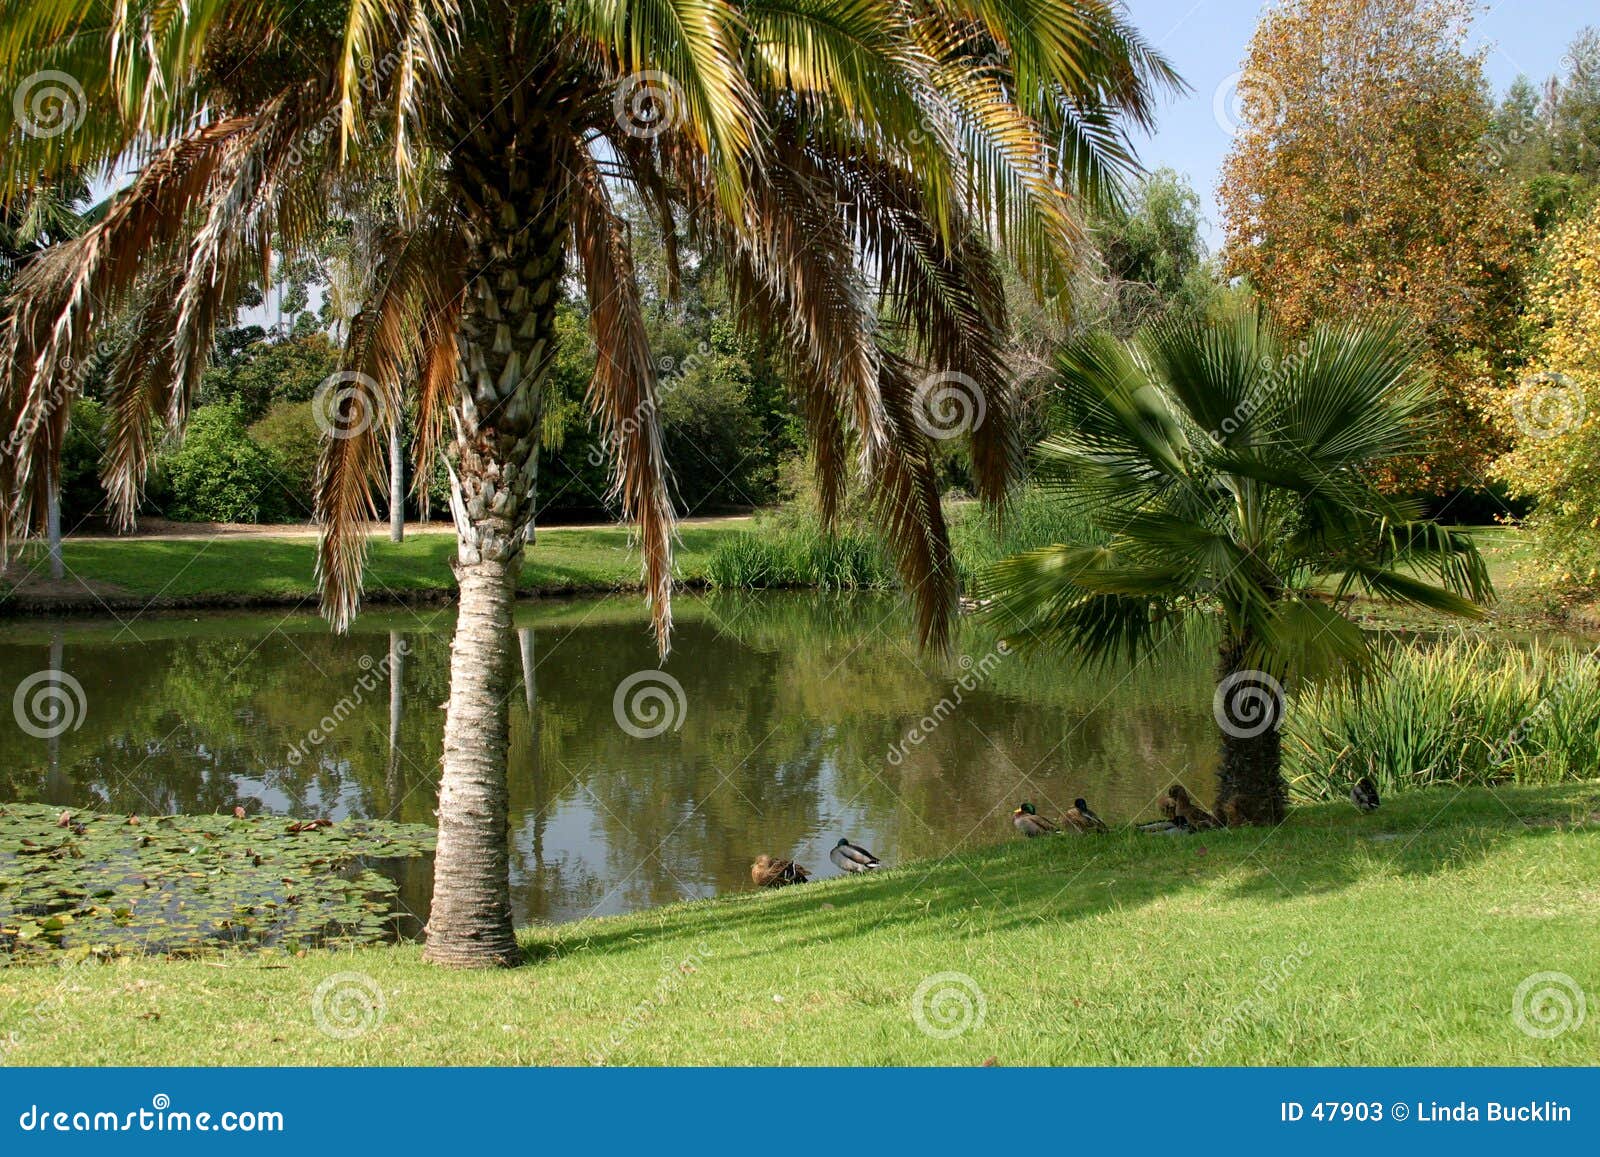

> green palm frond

[{"left": 982, "top": 296, "right": 1492, "bottom": 677}]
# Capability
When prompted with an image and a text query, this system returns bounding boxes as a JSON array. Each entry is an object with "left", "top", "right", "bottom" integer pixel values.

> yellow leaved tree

[{"left": 1493, "top": 203, "right": 1600, "bottom": 583}]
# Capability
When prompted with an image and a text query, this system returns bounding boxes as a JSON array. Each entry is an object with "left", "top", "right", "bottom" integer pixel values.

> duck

[
  {"left": 1159, "top": 784, "right": 1221, "bottom": 830},
  {"left": 751, "top": 854, "right": 810, "bottom": 887},
  {"left": 830, "top": 838, "right": 882, "bottom": 873},
  {"left": 1140, "top": 814, "right": 1194, "bottom": 836},
  {"left": 1062, "top": 797, "right": 1108, "bottom": 833},
  {"left": 1012, "top": 802, "right": 1060, "bottom": 837},
  {"left": 1350, "top": 776, "right": 1380, "bottom": 813}
]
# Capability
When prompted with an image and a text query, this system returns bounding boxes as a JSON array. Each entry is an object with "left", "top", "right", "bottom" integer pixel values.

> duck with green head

[{"left": 1012, "top": 802, "right": 1060, "bottom": 838}]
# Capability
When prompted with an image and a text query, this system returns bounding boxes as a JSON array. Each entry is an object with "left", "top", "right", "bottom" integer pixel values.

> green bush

[
  {"left": 162, "top": 404, "right": 289, "bottom": 523},
  {"left": 1285, "top": 636, "right": 1600, "bottom": 801},
  {"left": 247, "top": 401, "right": 320, "bottom": 519}
]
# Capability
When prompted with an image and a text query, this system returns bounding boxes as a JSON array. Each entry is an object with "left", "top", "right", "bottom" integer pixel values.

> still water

[{"left": 0, "top": 593, "right": 1220, "bottom": 927}]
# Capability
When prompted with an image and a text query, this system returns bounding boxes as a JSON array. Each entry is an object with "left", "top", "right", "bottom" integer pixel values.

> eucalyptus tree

[
  {"left": 0, "top": 1, "right": 1176, "bottom": 965},
  {"left": 983, "top": 300, "right": 1492, "bottom": 823}
]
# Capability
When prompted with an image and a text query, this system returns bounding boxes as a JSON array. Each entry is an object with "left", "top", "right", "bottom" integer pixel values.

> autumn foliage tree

[
  {"left": 1220, "top": 0, "right": 1527, "bottom": 491},
  {"left": 1493, "top": 201, "right": 1600, "bottom": 582}
]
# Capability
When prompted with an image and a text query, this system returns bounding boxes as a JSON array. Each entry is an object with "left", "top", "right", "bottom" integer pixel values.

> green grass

[
  {"left": 2, "top": 524, "right": 742, "bottom": 608},
  {"left": 3, "top": 784, "right": 1596, "bottom": 1065}
]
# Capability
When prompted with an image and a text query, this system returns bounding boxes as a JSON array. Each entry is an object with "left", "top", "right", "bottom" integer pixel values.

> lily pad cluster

[{"left": 0, "top": 804, "right": 435, "bottom": 964}]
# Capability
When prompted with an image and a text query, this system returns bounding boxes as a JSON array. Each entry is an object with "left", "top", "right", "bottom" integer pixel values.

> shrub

[
  {"left": 247, "top": 401, "right": 320, "bottom": 519},
  {"left": 162, "top": 404, "right": 289, "bottom": 523}
]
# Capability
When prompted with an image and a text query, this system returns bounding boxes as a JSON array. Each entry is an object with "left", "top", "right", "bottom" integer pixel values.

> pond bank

[
  {"left": 0, "top": 523, "right": 745, "bottom": 616},
  {"left": 2, "top": 783, "right": 1595, "bottom": 1065}
]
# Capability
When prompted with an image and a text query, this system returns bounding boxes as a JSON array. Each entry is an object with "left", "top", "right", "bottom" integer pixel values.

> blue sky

[{"left": 1123, "top": 0, "right": 1595, "bottom": 246}]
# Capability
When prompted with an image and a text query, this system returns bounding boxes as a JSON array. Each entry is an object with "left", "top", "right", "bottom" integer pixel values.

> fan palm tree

[
  {"left": 982, "top": 298, "right": 1493, "bottom": 824},
  {"left": 0, "top": 1, "right": 1177, "bottom": 966}
]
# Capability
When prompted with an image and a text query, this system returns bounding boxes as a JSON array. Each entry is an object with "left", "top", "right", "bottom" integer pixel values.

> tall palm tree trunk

[
  {"left": 1212, "top": 635, "right": 1288, "bottom": 826},
  {"left": 422, "top": 138, "right": 564, "bottom": 968}
]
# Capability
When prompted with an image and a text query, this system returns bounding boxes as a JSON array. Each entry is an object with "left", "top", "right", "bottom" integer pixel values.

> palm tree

[
  {"left": 982, "top": 299, "right": 1492, "bottom": 824},
  {"left": 0, "top": 1, "right": 1177, "bottom": 966}
]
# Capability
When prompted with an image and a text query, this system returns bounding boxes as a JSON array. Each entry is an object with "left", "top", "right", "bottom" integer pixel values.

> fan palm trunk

[{"left": 1212, "top": 637, "right": 1289, "bottom": 826}]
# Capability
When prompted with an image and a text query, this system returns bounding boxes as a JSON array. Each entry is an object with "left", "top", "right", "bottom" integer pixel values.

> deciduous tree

[{"left": 1220, "top": 0, "right": 1527, "bottom": 491}]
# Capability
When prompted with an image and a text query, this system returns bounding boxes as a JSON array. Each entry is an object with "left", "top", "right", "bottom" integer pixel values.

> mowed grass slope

[{"left": 2, "top": 784, "right": 1596, "bottom": 1066}]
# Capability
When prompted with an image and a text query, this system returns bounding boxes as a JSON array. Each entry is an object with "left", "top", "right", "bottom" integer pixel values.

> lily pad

[{"left": 0, "top": 804, "right": 434, "bottom": 964}]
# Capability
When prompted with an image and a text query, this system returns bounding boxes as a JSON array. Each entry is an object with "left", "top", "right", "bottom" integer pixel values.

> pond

[{"left": 0, "top": 592, "right": 1223, "bottom": 932}]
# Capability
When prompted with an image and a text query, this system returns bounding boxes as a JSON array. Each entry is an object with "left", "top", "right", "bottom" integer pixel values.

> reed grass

[
  {"left": 1285, "top": 635, "right": 1600, "bottom": 801},
  {"left": 704, "top": 486, "right": 1097, "bottom": 591}
]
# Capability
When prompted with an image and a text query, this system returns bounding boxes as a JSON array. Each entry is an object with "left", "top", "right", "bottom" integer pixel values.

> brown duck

[
  {"left": 1158, "top": 784, "right": 1221, "bottom": 830},
  {"left": 751, "top": 854, "right": 810, "bottom": 887}
]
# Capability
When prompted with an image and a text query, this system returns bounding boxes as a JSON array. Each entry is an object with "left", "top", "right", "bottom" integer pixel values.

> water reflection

[{"left": 0, "top": 594, "right": 1221, "bottom": 926}]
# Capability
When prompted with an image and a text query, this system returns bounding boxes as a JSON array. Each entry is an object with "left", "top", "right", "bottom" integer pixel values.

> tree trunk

[
  {"left": 46, "top": 477, "right": 63, "bottom": 581},
  {"left": 422, "top": 133, "right": 563, "bottom": 968},
  {"left": 424, "top": 559, "right": 521, "bottom": 966},
  {"left": 1211, "top": 636, "right": 1288, "bottom": 826},
  {"left": 389, "top": 426, "right": 405, "bottom": 544}
]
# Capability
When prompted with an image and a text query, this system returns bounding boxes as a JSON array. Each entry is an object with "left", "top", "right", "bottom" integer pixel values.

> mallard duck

[
  {"left": 751, "top": 854, "right": 810, "bottom": 887},
  {"left": 1062, "top": 797, "right": 1108, "bottom": 833},
  {"left": 1159, "top": 784, "right": 1221, "bottom": 830},
  {"left": 1141, "top": 814, "right": 1194, "bottom": 836},
  {"left": 830, "top": 838, "right": 882, "bottom": 872},
  {"left": 1012, "top": 802, "right": 1059, "bottom": 837},
  {"left": 1350, "top": 776, "right": 1380, "bottom": 813}
]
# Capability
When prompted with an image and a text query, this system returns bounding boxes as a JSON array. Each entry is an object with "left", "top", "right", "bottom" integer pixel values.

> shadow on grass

[{"left": 518, "top": 781, "right": 1600, "bottom": 967}]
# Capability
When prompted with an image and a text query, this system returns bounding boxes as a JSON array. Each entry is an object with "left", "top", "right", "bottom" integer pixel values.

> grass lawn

[
  {"left": 2, "top": 783, "right": 1596, "bottom": 1066},
  {"left": 1, "top": 523, "right": 743, "bottom": 609}
]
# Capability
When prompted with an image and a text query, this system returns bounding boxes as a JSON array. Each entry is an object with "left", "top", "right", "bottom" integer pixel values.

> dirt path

[{"left": 73, "top": 512, "right": 755, "bottom": 543}]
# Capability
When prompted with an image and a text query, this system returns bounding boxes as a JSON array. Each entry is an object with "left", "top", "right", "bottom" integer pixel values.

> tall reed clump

[
  {"left": 706, "top": 487, "right": 1099, "bottom": 592},
  {"left": 950, "top": 485, "right": 1101, "bottom": 581},
  {"left": 704, "top": 518, "right": 895, "bottom": 590},
  {"left": 1285, "top": 636, "right": 1600, "bottom": 802}
]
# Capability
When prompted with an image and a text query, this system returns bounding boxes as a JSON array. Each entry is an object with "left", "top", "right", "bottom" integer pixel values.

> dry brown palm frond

[
  {"left": 0, "top": 114, "right": 261, "bottom": 551},
  {"left": 875, "top": 353, "right": 959, "bottom": 652},
  {"left": 709, "top": 132, "right": 885, "bottom": 479},
  {"left": 316, "top": 217, "right": 461, "bottom": 630},
  {"left": 831, "top": 146, "right": 1017, "bottom": 508},
  {"left": 566, "top": 146, "right": 676, "bottom": 654},
  {"left": 100, "top": 265, "right": 184, "bottom": 529}
]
